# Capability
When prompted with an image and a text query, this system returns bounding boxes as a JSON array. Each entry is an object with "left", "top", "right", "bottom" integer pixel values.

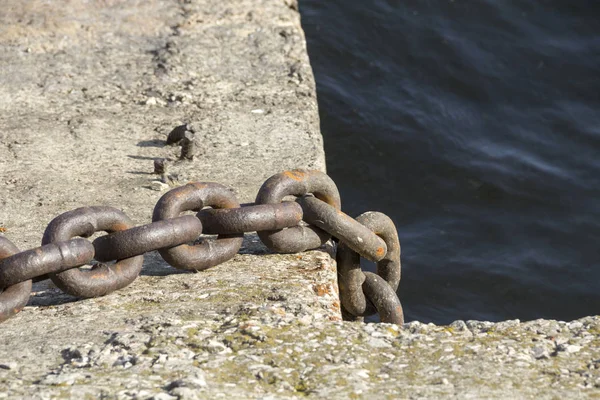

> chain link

[
  {"left": 152, "top": 182, "right": 244, "bottom": 271},
  {"left": 198, "top": 202, "right": 303, "bottom": 235},
  {"left": 0, "top": 239, "right": 95, "bottom": 288},
  {"left": 41, "top": 206, "right": 144, "bottom": 298},
  {"left": 0, "top": 237, "right": 31, "bottom": 323},
  {"left": 93, "top": 215, "right": 203, "bottom": 262},
  {"left": 255, "top": 170, "right": 341, "bottom": 253},
  {"left": 336, "top": 212, "right": 402, "bottom": 320},
  {"left": 296, "top": 196, "right": 388, "bottom": 262},
  {"left": 0, "top": 170, "right": 404, "bottom": 325}
]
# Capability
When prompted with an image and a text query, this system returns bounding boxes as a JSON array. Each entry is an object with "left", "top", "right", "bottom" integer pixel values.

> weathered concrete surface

[
  {"left": 0, "top": 0, "right": 599, "bottom": 399},
  {"left": 0, "top": 0, "right": 339, "bottom": 397},
  {"left": 3, "top": 315, "right": 600, "bottom": 399},
  {"left": 0, "top": 0, "right": 323, "bottom": 248}
]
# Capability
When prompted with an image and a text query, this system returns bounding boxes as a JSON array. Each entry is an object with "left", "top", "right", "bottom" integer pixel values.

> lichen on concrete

[{"left": 1, "top": 310, "right": 599, "bottom": 398}]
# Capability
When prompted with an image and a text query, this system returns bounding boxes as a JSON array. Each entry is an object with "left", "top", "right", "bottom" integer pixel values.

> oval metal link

[
  {"left": 0, "top": 239, "right": 95, "bottom": 288},
  {"left": 336, "top": 211, "right": 401, "bottom": 320},
  {"left": 198, "top": 202, "right": 303, "bottom": 234},
  {"left": 0, "top": 237, "right": 31, "bottom": 323},
  {"left": 255, "top": 170, "right": 341, "bottom": 253},
  {"left": 93, "top": 215, "right": 203, "bottom": 262},
  {"left": 355, "top": 212, "right": 401, "bottom": 291},
  {"left": 152, "top": 182, "right": 243, "bottom": 271},
  {"left": 363, "top": 272, "right": 404, "bottom": 325},
  {"left": 42, "top": 206, "right": 144, "bottom": 298},
  {"left": 336, "top": 242, "right": 371, "bottom": 316},
  {"left": 296, "top": 196, "right": 387, "bottom": 262}
]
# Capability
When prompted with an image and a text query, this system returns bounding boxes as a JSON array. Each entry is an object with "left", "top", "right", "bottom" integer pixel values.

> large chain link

[{"left": 0, "top": 170, "right": 403, "bottom": 324}]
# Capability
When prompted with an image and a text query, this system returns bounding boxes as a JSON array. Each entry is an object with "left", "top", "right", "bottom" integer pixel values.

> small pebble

[
  {"left": 567, "top": 321, "right": 583, "bottom": 330},
  {"left": 356, "top": 370, "right": 370, "bottom": 379},
  {"left": 532, "top": 346, "right": 549, "bottom": 360},
  {"left": 151, "top": 393, "right": 178, "bottom": 400},
  {"left": 149, "top": 181, "right": 170, "bottom": 191},
  {"left": 0, "top": 362, "right": 17, "bottom": 370},
  {"left": 565, "top": 345, "right": 581, "bottom": 354}
]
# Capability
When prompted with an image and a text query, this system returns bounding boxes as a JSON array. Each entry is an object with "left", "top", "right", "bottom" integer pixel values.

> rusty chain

[{"left": 0, "top": 170, "right": 403, "bottom": 325}]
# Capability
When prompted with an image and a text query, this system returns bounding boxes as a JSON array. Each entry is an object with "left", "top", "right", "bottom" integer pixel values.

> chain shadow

[
  {"left": 25, "top": 234, "right": 335, "bottom": 307},
  {"left": 127, "top": 155, "right": 157, "bottom": 161},
  {"left": 137, "top": 139, "right": 166, "bottom": 148}
]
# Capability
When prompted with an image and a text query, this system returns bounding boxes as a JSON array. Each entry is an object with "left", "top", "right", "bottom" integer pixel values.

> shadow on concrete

[
  {"left": 127, "top": 155, "right": 157, "bottom": 161},
  {"left": 137, "top": 140, "right": 165, "bottom": 148}
]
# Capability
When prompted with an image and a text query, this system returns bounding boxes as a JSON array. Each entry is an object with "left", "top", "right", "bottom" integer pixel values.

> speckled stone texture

[{"left": 0, "top": 0, "right": 599, "bottom": 399}]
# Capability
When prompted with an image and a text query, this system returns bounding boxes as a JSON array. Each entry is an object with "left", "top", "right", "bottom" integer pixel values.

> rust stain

[
  {"left": 336, "top": 209, "right": 353, "bottom": 221},
  {"left": 272, "top": 307, "right": 286, "bottom": 316},
  {"left": 376, "top": 247, "right": 385, "bottom": 257},
  {"left": 313, "top": 283, "right": 332, "bottom": 296},
  {"left": 0, "top": 227, "right": 6, "bottom": 233},
  {"left": 284, "top": 170, "right": 306, "bottom": 181},
  {"left": 221, "top": 201, "right": 238, "bottom": 209},
  {"left": 111, "top": 223, "right": 130, "bottom": 232},
  {"left": 191, "top": 182, "right": 208, "bottom": 189},
  {"left": 320, "top": 194, "right": 339, "bottom": 207},
  {"left": 172, "top": 189, "right": 185, "bottom": 199},
  {"left": 331, "top": 300, "right": 340, "bottom": 311}
]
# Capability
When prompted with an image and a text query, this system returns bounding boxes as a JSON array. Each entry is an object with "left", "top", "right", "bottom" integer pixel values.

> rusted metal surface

[
  {"left": 0, "top": 239, "right": 95, "bottom": 288},
  {"left": 166, "top": 123, "right": 189, "bottom": 145},
  {"left": 153, "top": 158, "right": 167, "bottom": 175},
  {"left": 152, "top": 182, "right": 243, "bottom": 271},
  {"left": 255, "top": 169, "right": 341, "bottom": 253},
  {"left": 180, "top": 133, "right": 196, "bottom": 160},
  {"left": 355, "top": 212, "right": 401, "bottom": 291},
  {"left": 0, "top": 171, "right": 403, "bottom": 325},
  {"left": 296, "top": 196, "right": 387, "bottom": 262},
  {"left": 93, "top": 215, "right": 203, "bottom": 262},
  {"left": 258, "top": 226, "right": 332, "bottom": 254},
  {"left": 42, "top": 207, "right": 144, "bottom": 298},
  {"left": 336, "top": 241, "right": 372, "bottom": 317},
  {"left": 336, "top": 211, "right": 402, "bottom": 320},
  {"left": 0, "top": 237, "right": 31, "bottom": 323},
  {"left": 362, "top": 272, "right": 404, "bottom": 325},
  {"left": 198, "top": 202, "right": 303, "bottom": 234}
]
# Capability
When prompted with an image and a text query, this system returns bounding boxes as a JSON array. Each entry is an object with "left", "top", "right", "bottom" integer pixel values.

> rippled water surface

[{"left": 300, "top": 1, "right": 600, "bottom": 323}]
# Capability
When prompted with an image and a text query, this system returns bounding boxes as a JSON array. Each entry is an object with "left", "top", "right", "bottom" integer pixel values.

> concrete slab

[{"left": 0, "top": 1, "right": 598, "bottom": 398}]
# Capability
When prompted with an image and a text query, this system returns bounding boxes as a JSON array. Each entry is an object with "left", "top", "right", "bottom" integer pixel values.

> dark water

[{"left": 300, "top": 1, "right": 600, "bottom": 324}]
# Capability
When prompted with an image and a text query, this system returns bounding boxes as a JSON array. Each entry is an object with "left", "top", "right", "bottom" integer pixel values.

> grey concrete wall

[{"left": 0, "top": 1, "right": 598, "bottom": 398}]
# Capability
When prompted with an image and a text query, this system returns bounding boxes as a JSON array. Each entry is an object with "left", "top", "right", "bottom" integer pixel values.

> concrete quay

[{"left": 0, "top": 1, "right": 598, "bottom": 398}]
